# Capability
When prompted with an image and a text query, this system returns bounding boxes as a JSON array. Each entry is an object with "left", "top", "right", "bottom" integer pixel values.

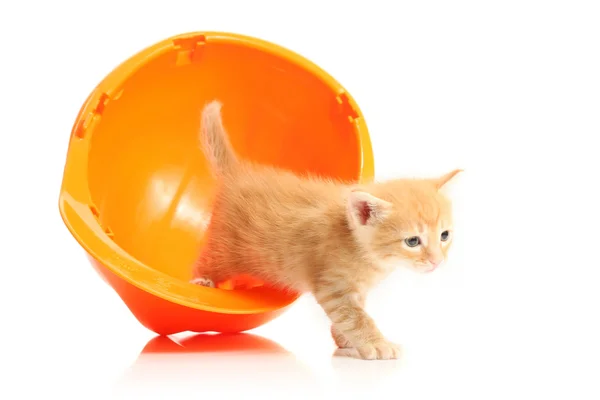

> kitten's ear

[
  {"left": 434, "top": 169, "right": 463, "bottom": 196},
  {"left": 346, "top": 190, "right": 392, "bottom": 227}
]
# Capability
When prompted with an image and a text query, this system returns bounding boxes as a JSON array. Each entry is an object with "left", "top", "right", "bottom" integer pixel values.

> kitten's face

[
  {"left": 371, "top": 189, "right": 455, "bottom": 273},
  {"left": 347, "top": 170, "right": 461, "bottom": 273}
]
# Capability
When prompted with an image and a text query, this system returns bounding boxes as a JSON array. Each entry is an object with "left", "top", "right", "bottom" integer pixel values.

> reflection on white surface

[
  {"left": 113, "top": 333, "right": 321, "bottom": 398},
  {"left": 111, "top": 332, "right": 405, "bottom": 399}
]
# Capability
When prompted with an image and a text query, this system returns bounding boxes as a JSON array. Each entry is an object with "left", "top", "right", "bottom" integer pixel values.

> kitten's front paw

[
  {"left": 190, "top": 277, "right": 215, "bottom": 288},
  {"left": 354, "top": 340, "right": 401, "bottom": 360}
]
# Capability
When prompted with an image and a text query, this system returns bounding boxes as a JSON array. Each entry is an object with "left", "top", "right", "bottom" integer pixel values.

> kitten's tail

[{"left": 200, "top": 100, "right": 239, "bottom": 176}]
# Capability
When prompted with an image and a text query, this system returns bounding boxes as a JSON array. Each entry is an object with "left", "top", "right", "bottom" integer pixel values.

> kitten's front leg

[
  {"left": 331, "top": 325, "right": 352, "bottom": 348},
  {"left": 315, "top": 287, "right": 400, "bottom": 360},
  {"left": 331, "top": 294, "right": 365, "bottom": 348}
]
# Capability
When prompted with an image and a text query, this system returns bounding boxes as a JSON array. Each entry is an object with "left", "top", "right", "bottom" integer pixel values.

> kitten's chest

[
  {"left": 358, "top": 259, "right": 397, "bottom": 289},
  {"left": 376, "top": 259, "right": 400, "bottom": 275}
]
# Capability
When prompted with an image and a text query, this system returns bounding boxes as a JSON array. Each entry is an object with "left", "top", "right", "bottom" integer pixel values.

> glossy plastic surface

[{"left": 59, "top": 31, "right": 374, "bottom": 335}]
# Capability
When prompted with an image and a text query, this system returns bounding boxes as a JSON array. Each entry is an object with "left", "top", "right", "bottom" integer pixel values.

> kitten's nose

[{"left": 428, "top": 258, "right": 443, "bottom": 268}]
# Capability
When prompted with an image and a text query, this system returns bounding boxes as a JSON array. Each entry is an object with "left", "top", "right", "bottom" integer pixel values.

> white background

[{"left": 1, "top": 0, "right": 599, "bottom": 399}]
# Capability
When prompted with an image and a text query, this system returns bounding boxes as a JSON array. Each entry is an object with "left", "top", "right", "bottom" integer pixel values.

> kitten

[{"left": 191, "top": 100, "right": 461, "bottom": 360}]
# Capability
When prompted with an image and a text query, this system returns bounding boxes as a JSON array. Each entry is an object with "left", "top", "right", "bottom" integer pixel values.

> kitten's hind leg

[
  {"left": 190, "top": 250, "right": 218, "bottom": 288},
  {"left": 190, "top": 276, "right": 216, "bottom": 288}
]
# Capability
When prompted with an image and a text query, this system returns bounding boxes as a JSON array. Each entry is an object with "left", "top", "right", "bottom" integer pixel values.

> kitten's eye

[
  {"left": 405, "top": 236, "right": 421, "bottom": 247},
  {"left": 441, "top": 230, "right": 450, "bottom": 241}
]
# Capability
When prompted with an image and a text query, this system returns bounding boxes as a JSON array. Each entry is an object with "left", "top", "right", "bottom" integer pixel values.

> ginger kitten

[{"left": 191, "top": 100, "right": 461, "bottom": 360}]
